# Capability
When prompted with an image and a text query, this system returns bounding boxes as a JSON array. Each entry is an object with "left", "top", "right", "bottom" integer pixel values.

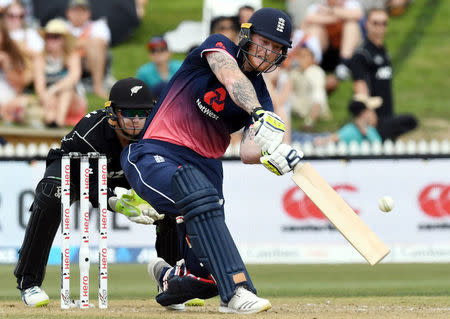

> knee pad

[
  {"left": 33, "top": 177, "right": 64, "bottom": 212},
  {"left": 171, "top": 165, "right": 222, "bottom": 221},
  {"left": 171, "top": 164, "right": 255, "bottom": 302}
]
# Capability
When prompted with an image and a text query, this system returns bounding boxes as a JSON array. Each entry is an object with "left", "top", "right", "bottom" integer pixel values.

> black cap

[
  {"left": 107, "top": 78, "right": 153, "bottom": 109},
  {"left": 349, "top": 100, "right": 367, "bottom": 117}
]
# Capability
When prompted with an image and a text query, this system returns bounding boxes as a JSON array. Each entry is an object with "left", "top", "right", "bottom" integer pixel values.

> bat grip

[{"left": 293, "top": 162, "right": 304, "bottom": 174}]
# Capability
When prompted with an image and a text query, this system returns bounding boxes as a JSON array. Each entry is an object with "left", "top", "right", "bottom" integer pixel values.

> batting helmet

[{"left": 238, "top": 8, "right": 292, "bottom": 72}]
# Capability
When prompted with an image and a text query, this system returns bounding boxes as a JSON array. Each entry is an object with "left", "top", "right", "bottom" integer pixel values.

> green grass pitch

[{"left": 1, "top": 263, "right": 449, "bottom": 318}]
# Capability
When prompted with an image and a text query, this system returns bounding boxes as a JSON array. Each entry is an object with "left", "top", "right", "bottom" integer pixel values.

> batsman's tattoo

[
  {"left": 208, "top": 52, "right": 236, "bottom": 73},
  {"left": 241, "top": 127, "right": 255, "bottom": 145},
  {"left": 207, "top": 51, "right": 260, "bottom": 114}
]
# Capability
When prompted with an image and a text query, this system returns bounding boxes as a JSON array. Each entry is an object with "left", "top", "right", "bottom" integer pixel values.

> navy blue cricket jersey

[{"left": 142, "top": 34, "right": 273, "bottom": 159}]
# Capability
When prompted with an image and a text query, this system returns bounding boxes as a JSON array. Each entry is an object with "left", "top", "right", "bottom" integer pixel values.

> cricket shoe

[
  {"left": 148, "top": 257, "right": 185, "bottom": 311},
  {"left": 149, "top": 258, "right": 217, "bottom": 309},
  {"left": 219, "top": 286, "right": 272, "bottom": 314},
  {"left": 20, "top": 286, "right": 49, "bottom": 307}
]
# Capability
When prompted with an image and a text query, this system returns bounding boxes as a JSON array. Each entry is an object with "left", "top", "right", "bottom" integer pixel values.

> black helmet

[
  {"left": 105, "top": 77, "right": 154, "bottom": 140},
  {"left": 106, "top": 77, "right": 153, "bottom": 110},
  {"left": 238, "top": 8, "right": 292, "bottom": 72}
]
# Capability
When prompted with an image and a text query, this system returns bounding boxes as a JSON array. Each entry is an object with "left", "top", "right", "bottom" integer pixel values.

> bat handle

[{"left": 292, "top": 162, "right": 304, "bottom": 174}]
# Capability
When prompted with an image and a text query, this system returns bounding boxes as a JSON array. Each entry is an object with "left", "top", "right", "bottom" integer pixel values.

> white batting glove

[
  {"left": 108, "top": 187, "right": 165, "bottom": 225},
  {"left": 260, "top": 144, "right": 303, "bottom": 176},
  {"left": 251, "top": 107, "right": 286, "bottom": 154}
]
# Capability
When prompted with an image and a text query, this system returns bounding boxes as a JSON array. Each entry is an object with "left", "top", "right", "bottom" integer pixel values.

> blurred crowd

[
  {"left": 0, "top": 0, "right": 146, "bottom": 130},
  {"left": 197, "top": 0, "right": 416, "bottom": 149},
  {"left": 280, "top": 0, "right": 417, "bottom": 146},
  {"left": 0, "top": 0, "right": 417, "bottom": 149}
]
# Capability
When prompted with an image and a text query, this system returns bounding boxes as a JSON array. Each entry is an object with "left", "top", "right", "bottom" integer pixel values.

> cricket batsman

[{"left": 120, "top": 8, "right": 303, "bottom": 314}]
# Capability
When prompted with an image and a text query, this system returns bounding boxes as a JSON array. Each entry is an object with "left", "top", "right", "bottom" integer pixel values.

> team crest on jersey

[
  {"left": 130, "top": 85, "right": 143, "bottom": 96},
  {"left": 215, "top": 41, "right": 226, "bottom": 49},
  {"left": 153, "top": 155, "right": 165, "bottom": 163},
  {"left": 276, "top": 17, "right": 285, "bottom": 32},
  {"left": 203, "top": 88, "right": 226, "bottom": 112},
  {"left": 374, "top": 55, "right": 384, "bottom": 65}
]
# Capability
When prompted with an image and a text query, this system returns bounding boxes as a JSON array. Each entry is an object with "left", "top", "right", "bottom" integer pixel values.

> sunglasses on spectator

[
  {"left": 118, "top": 109, "right": 150, "bottom": 118},
  {"left": 6, "top": 13, "right": 25, "bottom": 19},
  {"left": 150, "top": 47, "right": 168, "bottom": 53},
  {"left": 45, "top": 33, "right": 63, "bottom": 40},
  {"left": 370, "top": 20, "right": 388, "bottom": 27}
]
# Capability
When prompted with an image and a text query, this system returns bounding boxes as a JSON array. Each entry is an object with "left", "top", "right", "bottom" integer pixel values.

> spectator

[
  {"left": 3, "top": 1, "right": 43, "bottom": 85},
  {"left": 136, "top": 36, "right": 182, "bottom": 97},
  {"left": 210, "top": 15, "right": 240, "bottom": 44},
  {"left": 34, "top": 18, "right": 86, "bottom": 128},
  {"left": 288, "top": 30, "right": 331, "bottom": 130},
  {"left": 314, "top": 94, "right": 382, "bottom": 145},
  {"left": 65, "top": 0, "right": 111, "bottom": 99},
  {"left": 358, "top": 0, "right": 410, "bottom": 17},
  {"left": 350, "top": 7, "right": 417, "bottom": 141},
  {"left": 302, "top": 0, "right": 364, "bottom": 92},
  {"left": 4, "top": 1, "right": 43, "bottom": 58},
  {"left": 238, "top": 5, "right": 255, "bottom": 24},
  {"left": 0, "top": 20, "right": 28, "bottom": 124}
]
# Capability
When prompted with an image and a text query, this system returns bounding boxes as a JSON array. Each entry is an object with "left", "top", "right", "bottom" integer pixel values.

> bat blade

[{"left": 291, "top": 163, "right": 390, "bottom": 265}]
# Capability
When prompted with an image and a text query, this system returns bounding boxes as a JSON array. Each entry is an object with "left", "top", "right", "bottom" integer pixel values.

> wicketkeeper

[{"left": 14, "top": 78, "right": 180, "bottom": 307}]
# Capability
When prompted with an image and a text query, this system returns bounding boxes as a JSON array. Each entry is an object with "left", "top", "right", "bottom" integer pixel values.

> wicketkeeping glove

[
  {"left": 108, "top": 187, "right": 165, "bottom": 225},
  {"left": 260, "top": 143, "right": 303, "bottom": 176},
  {"left": 251, "top": 107, "right": 286, "bottom": 154}
]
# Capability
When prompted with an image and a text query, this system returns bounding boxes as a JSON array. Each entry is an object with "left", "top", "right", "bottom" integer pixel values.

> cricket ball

[{"left": 378, "top": 196, "right": 394, "bottom": 213}]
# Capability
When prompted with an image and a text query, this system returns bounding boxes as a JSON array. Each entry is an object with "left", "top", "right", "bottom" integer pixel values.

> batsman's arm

[
  {"left": 240, "top": 127, "right": 262, "bottom": 164},
  {"left": 206, "top": 51, "right": 261, "bottom": 114}
]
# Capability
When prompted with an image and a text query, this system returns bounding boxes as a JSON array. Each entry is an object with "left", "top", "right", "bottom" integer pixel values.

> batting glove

[
  {"left": 260, "top": 144, "right": 303, "bottom": 176},
  {"left": 251, "top": 107, "right": 286, "bottom": 154},
  {"left": 108, "top": 187, "right": 165, "bottom": 225}
]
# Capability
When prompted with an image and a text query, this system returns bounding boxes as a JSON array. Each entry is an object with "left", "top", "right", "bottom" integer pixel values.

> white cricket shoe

[
  {"left": 148, "top": 257, "right": 185, "bottom": 311},
  {"left": 219, "top": 286, "right": 272, "bottom": 314},
  {"left": 21, "top": 286, "right": 49, "bottom": 307}
]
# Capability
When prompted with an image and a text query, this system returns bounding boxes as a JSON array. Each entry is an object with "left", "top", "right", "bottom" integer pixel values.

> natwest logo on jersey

[
  {"left": 203, "top": 88, "right": 226, "bottom": 112},
  {"left": 281, "top": 184, "right": 359, "bottom": 232}
]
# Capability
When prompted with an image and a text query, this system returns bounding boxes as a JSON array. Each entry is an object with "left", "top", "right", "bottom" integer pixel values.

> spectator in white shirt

[
  {"left": 65, "top": 0, "right": 111, "bottom": 99},
  {"left": 302, "top": 0, "right": 363, "bottom": 92}
]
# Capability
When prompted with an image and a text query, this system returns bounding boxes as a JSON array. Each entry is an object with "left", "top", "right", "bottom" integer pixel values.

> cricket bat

[{"left": 291, "top": 163, "right": 390, "bottom": 265}]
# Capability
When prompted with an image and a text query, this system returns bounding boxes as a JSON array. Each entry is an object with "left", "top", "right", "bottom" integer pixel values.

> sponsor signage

[{"left": 1, "top": 159, "right": 449, "bottom": 264}]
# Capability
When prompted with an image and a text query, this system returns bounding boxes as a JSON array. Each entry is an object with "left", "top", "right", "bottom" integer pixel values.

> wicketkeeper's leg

[{"left": 14, "top": 177, "right": 63, "bottom": 289}]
